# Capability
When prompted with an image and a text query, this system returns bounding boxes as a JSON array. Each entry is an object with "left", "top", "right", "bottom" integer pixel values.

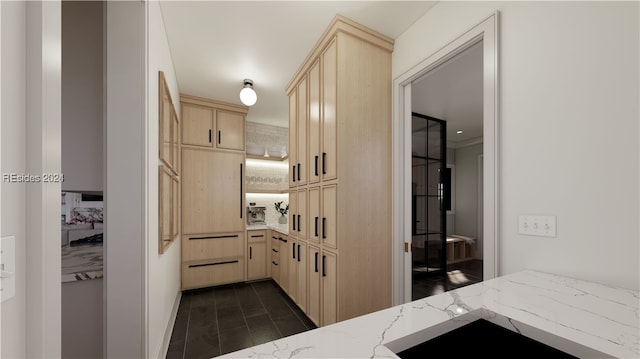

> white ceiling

[
  {"left": 160, "top": 1, "right": 438, "bottom": 128},
  {"left": 412, "top": 41, "right": 484, "bottom": 147}
]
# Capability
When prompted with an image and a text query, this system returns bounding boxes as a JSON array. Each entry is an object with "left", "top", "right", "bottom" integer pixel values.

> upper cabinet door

[
  {"left": 182, "top": 104, "right": 214, "bottom": 147},
  {"left": 308, "top": 59, "right": 321, "bottom": 184},
  {"left": 216, "top": 110, "right": 245, "bottom": 151},
  {"left": 321, "top": 38, "right": 337, "bottom": 181},
  {"left": 289, "top": 89, "right": 298, "bottom": 188},
  {"left": 297, "top": 77, "right": 308, "bottom": 186}
]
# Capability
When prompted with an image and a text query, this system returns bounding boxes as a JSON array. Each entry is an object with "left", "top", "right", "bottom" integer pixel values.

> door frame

[{"left": 392, "top": 12, "right": 499, "bottom": 304}]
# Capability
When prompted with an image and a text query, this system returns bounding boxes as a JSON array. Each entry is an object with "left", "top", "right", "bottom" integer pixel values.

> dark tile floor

[
  {"left": 166, "top": 280, "right": 317, "bottom": 359},
  {"left": 167, "top": 261, "right": 482, "bottom": 358},
  {"left": 412, "top": 259, "right": 483, "bottom": 300}
]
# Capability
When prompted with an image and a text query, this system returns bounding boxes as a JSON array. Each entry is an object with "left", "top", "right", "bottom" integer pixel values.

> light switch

[
  {"left": 518, "top": 215, "right": 557, "bottom": 237},
  {"left": 1, "top": 236, "right": 16, "bottom": 302}
]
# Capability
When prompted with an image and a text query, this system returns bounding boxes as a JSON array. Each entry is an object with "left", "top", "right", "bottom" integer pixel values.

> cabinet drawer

[
  {"left": 248, "top": 230, "right": 267, "bottom": 243},
  {"left": 182, "top": 232, "right": 244, "bottom": 262},
  {"left": 182, "top": 257, "right": 245, "bottom": 290}
]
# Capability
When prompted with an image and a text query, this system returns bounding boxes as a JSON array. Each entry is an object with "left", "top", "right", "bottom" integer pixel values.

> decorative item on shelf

[
  {"left": 275, "top": 201, "right": 288, "bottom": 224},
  {"left": 239, "top": 79, "right": 257, "bottom": 106}
]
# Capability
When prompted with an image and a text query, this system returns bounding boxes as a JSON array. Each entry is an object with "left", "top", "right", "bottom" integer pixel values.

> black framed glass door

[{"left": 411, "top": 112, "right": 446, "bottom": 280}]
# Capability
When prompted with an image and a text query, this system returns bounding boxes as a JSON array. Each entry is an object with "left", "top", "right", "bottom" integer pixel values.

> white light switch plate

[{"left": 518, "top": 215, "right": 557, "bottom": 237}]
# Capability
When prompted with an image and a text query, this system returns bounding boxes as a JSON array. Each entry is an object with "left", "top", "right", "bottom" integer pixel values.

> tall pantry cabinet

[
  {"left": 180, "top": 95, "right": 248, "bottom": 290},
  {"left": 287, "top": 15, "right": 393, "bottom": 326}
]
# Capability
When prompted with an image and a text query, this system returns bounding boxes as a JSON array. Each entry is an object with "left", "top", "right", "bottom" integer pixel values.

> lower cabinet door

[
  {"left": 247, "top": 241, "right": 267, "bottom": 280},
  {"left": 321, "top": 250, "right": 337, "bottom": 326},
  {"left": 182, "top": 257, "right": 245, "bottom": 290},
  {"left": 295, "top": 241, "right": 307, "bottom": 313},
  {"left": 307, "top": 245, "right": 321, "bottom": 326}
]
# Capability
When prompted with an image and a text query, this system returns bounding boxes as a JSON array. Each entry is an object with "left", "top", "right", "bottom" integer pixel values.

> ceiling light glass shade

[{"left": 240, "top": 79, "right": 257, "bottom": 106}]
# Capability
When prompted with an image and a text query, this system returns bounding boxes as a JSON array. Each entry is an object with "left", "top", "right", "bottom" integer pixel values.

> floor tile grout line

[
  {"left": 251, "top": 280, "right": 285, "bottom": 338},
  {"left": 181, "top": 292, "right": 192, "bottom": 359},
  {"left": 214, "top": 289, "right": 222, "bottom": 358}
]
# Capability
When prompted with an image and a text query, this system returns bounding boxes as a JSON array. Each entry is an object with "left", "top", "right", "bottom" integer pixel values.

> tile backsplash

[{"left": 246, "top": 193, "right": 289, "bottom": 225}]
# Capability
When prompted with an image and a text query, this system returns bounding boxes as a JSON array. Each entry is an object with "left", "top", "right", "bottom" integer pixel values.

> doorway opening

[{"left": 392, "top": 13, "right": 498, "bottom": 304}]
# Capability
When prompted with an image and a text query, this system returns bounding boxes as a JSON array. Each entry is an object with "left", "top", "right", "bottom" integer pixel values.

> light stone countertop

[
  {"left": 247, "top": 223, "right": 289, "bottom": 236},
  {"left": 220, "top": 270, "right": 639, "bottom": 358}
]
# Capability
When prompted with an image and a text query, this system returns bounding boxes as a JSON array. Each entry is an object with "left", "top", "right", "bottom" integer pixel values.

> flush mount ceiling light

[{"left": 239, "top": 79, "right": 257, "bottom": 106}]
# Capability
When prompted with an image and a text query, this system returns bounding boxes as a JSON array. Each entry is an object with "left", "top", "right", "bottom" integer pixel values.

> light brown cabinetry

[
  {"left": 181, "top": 95, "right": 246, "bottom": 151},
  {"left": 247, "top": 230, "right": 269, "bottom": 280},
  {"left": 273, "top": 231, "right": 290, "bottom": 293},
  {"left": 271, "top": 233, "right": 281, "bottom": 283},
  {"left": 180, "top": 95, "right": 248, "bottom": 290},
  {"left": 285, "top": 15, "right": 393, "bottom": 325},
  {"left": 289, "top": 189, "right": 307, "bottom": 240},
  {"left": 181, "top": 232, "right": 245, "bottom": 290}
]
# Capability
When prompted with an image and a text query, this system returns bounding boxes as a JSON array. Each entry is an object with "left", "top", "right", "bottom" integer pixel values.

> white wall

[
  {"left": 1, "top": 1, "right": 27, "bottom": 357},
  {"left": 147, "top": 2, "right": 182, "bottom": 357},
  {"left": 61, "top": 0, "right": 103, "bottom": 193},
  {"left": 394, "top": 1, "right": 639, "bottom": 290},
  {"left": 105, "top": 1, "right": 146, "bottom": 357},
  {"left": 453, "top": 143, "right": 483, "bottom": 256}
]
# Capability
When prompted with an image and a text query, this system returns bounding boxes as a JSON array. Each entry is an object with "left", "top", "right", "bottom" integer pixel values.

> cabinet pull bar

[
  {"left": 322, "top": 255, "right": 326, "bottom": 277},
  {"left": 322, "top": 218, "right": 327, "bottom": 239},
  {"left": 315, "top": 155, "right": 319, "bottom": 176},
  {"left": 249, "top": 246, "right": 252, "bottom": 259},
  {"left": 315, "top": 217, "right": 318, "bottom": 237},
  {"left": 297, "top": 244, "right": 300, "bottom": 262},
  {"left": 297, "top": 163, "right": 301, "bottom": 181},
  {"left": 292, "top": 165, "right": 296, "bottom": 182},
  {"left": 322, "top": 152, "right": 327, "bottom": 175},
  {"left": 292, "top": 242, "right": 296, "bottom": 259},
  {"left": 315, "top": 252, "right": 318, "bottom": 272},
  {"left": 240, "top": 163, "right": 243, "bottom": 218},
  {"left": 189, "top": 260, "right": 238, "bottom": 268},
  {"left": 208, "top": 129, "right": 212, "bottom": 143},
  {"left": 218, "top": 130, "right": 221, "bottom": 144},
  {"left": 279, "top": 237, "right": 288, "bottom": 243},
  {"left": 272, "top": 261, "right": 278, "bottom": 266},
  {"left": 251, "top": 234, "right": 264, "bottom": 238},
  {"left": 293, "top": 214, "right": 296, "bottom": 231},
  {"left": 297, "top": 215, "right": 301, "bottom": 232},
  {"left": 189, "top": 234, "right": 238, "bottom": 240},
  {"left": 272, "top": 248, "right": 278, "bottom": 253}
]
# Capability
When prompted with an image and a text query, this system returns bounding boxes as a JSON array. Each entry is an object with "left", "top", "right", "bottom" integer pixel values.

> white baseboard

[{"left": 159, "top": 290, "right": 182, "bottom": 358}]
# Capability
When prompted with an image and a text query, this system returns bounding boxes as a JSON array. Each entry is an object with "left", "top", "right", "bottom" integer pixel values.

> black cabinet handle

[
  {"left": 297, "top": 163, "right": 301, "bottom": 181},
  {"left": 218, "top": 130, "right": 221, "bottom": 144},
  {"left": 292, "top": 165, "right": 296, "bottom": 182},
  {"left": 292, "top": 242, "right": 296, "bottom": 259},
  {"left": 297, "top": 244, "right": 300, "bottom": 262},
  {"left": 189, "top": 260, "right": 238, "bottom": 268},
  {"left": 314, "top": 217, "right": 319, "bottom": 237},
  {"left": 322, "top": 152, "right": 327, "bottom": 175},
  {"left": 189, "top": 234, "right": 238, "bottom": 240},
  {"left": 279, "top": 237, "right": 287, "bottom": 243},
  {"left": 297, "top": 215, "right": 301, "bottom": 232},
  {"left": 272, "top": 248, "right": 278, "bottom": 253},
  {"left": 240, "top": 163, "right": 243, "bottom": 218},
  {"left": 293, "top": 214, "right": 296, "bottom": 231},
  {"left": 251, "top": 234, "right": 265, "bottom": 238},
  {"left": 272, "top": 261, "right": 278, "bottom": 266},
  {"left": 322, "top": 218, "right": 327, "bottom": 239},
  {"left": 208, "top": 129, "right": 212, "bottom": 143},
  {"left": 249, "top": 246, "right": 252, "bottom": 259},
  {"left": 315, "top": 155, "right": 319, "bottom": 176},
  {"left": 322, "top": 255, "right": 326, "bottom": 277},
  {"left": 314, "top": 252, "right": 319, "bottom": 272}
]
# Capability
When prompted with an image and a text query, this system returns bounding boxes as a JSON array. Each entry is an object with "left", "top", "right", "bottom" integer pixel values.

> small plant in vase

[{"left": 275, "top": 201, "right": 289, "bottom": 224}]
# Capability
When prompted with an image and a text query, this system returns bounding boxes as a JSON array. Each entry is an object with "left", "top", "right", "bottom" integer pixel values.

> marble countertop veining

[{"left": 220, "top": 270, "right": 639, "bottom": 358}]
